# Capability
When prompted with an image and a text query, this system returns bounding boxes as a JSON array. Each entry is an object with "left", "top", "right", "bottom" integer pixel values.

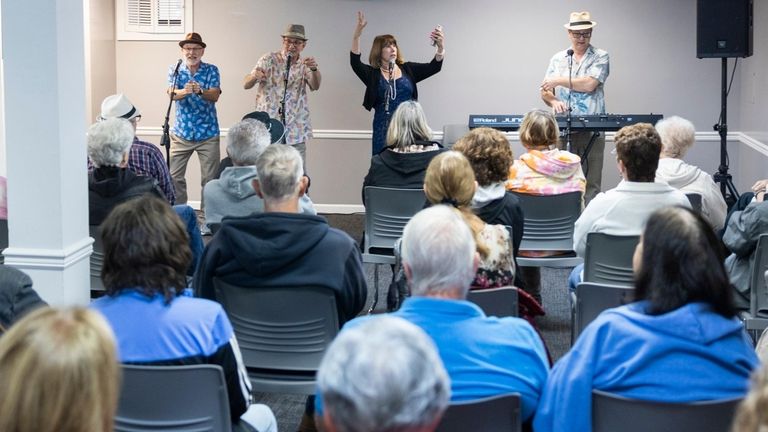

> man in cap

[
  {"left": 243, "top": 24, "right": 321, "bottom": 167},
  {"left": 541, "top": 11, "right": 610, "bottom": 204},
  {"left": 167, "top": 32, "right": 222, "bottom": 207},
  {"left": 92, "top": 94, "right": 176, "bottom": 204},
  {"left": 202, "top": 112, "right": 316, "bottom": 230}
]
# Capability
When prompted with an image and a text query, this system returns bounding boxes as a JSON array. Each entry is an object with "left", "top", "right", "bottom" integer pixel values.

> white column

[{"left": 1, "top": 0, "right": 91, "bottom": 305}]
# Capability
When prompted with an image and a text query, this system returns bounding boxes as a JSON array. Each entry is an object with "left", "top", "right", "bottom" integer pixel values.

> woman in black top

[{"left": 350, "top": 11, "right": 445, "bottom": 154}]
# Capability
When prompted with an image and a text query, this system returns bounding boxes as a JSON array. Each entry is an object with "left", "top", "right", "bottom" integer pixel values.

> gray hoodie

[{"left": 203, "top": 166, "right": 316, "bottom": 226}]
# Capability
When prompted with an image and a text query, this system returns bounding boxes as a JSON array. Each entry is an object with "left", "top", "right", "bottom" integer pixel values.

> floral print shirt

[
  {"left": 168, "top": 62, "right": 220, "bottom": 141},
  {"left": 252, "top": 51, "right": 314, "bottom": 145},
  {"left": 472, "top": 224, "right": 516, "bottom": 289},
  {"left": 544, "top": 45, "right": 609, "bottom": 114}
]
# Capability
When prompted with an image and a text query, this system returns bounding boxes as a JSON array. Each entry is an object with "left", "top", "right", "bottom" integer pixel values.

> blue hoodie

[{"left": 533, "top": 301, "right": 758, "bottom": 432}]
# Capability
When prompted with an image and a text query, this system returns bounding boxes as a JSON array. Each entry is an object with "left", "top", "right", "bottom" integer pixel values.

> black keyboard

[{"left": 468, "top": 114, "right": 663, "bottom": 131}]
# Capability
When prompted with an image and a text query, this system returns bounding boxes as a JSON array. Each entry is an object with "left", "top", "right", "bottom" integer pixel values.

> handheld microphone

[
  {"left": 566, "top": 49, "right": 574, "bottom": 57},
  {"left": 388, "top": 58, "right": 395, "bottom": 73},
  {"left": 173, "top": 58, "right": 182, "bottom": 75}
]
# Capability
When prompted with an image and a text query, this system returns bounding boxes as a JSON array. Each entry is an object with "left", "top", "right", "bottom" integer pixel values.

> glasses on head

[
  {"left": 570, "top": 31, "right": 592, "bottom": 39},
  {"left": 182, "top": 46, "right": 203, "bottom": 52},
  {"left": 283, "top": 38, "right": 304, "bottom": 46}
]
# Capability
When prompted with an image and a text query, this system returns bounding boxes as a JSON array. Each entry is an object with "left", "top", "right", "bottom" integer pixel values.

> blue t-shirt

[{"left": 168, "top": 61, "right": 220, "bottom": 141}]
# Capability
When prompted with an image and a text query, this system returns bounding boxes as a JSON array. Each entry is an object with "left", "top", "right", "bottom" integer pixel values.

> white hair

[
  {"left": 318, "top": 316, "right": 450, "bottom": 432},
  {"left": 386, "top": 101, "right": 433, "bottom": 149},
  {"left": 255, "top": 144, "right": 303, "bottom": 202},
  {"left": 655, "top": 115, "right": 696, "bottom": 158},
  {"left": 87, "top": 118, "right": 134, "bottom": 168},
  {"left": 226, "top": 119, "right": 271, "bottom": 166},
  {"left": 401, "top": 205, "right": 476, "bottom": 297}
]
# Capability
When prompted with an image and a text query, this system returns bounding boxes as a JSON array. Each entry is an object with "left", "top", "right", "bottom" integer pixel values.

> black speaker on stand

[{"left": 697, "top": 0, "right": 753, "bottom": 206}]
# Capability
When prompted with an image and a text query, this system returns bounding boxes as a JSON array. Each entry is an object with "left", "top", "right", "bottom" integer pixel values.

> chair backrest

[
  {"left": 437, "top": 393, "right": 521, "bottom": 432},
  {"left": 592, "top": 389, "right": 742, "bottom": 432},
  {"left": 89, "top": 225, "right": 105, "bottom": 292},
  {"left": 467, "top": 286, "right": 518, "bottom": 317},
  {"left": 685, "top": 193, "right": 703, "bottom": 213},
  {"left": 574, "top": 282, "right": 634, "bottom": 340},
  {"left": 583, "top": 233, "right": 640, "bottom": 287},
  {"left": 512, "top": 192, "right": 582, "bottom": 252},
  {"left": 750, "top": 234, "right": 768, "bottom": 316},
  {"left": 209, "top": 222, "right": 222, "bottom": 234},
  {"left": 116, "top": 364, "right": 231, "bottom": 432},
  {"left": 213, "top": 278, "right": 339, "bottom": 394},
  {"left": 441, "top": 124, "right": 470, "bottom": 149},
  {"left": 363, "top": 187, "right": 426, "bottom": 253}
]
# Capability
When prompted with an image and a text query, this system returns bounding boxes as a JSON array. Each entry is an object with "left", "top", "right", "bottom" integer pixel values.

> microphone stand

[
  {"left": 161, "top": 61, "right": 182, "bottom": 169},
  {"left": 279, "top": 53, "right": 292, "bottom": 144},
  {"left": 565, "top": 51, "right": 574, "bottom": 152}
]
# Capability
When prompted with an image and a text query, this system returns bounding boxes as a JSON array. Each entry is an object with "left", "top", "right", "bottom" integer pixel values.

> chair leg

[{"left": 368, "top": 264, "right": 380, "bottom": 314}]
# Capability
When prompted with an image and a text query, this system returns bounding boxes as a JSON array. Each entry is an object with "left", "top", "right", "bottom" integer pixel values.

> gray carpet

[{"left": 242, "top": 213, "right": 577, "bottom": 431}]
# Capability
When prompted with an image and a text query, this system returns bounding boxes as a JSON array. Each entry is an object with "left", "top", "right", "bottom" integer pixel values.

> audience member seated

[
  {"left": 196, "top": 143, "right": 366, "bottom": 322},
  {"left": 87, "top": 118, "right": 204, "bottom": 273},
  {"left": 91, "top": 93, "right": 177, "bottom": 204},
  {"left": 425, "top": 151, "right": 516, "bottom": 290},
  {"left": 535, "top": 206, "right": 759, "bottom": 432},
  {"left": 0, "top": 306, "right": 120, "bottom": 432},
  {"left": 317, "top": 315, "right": 450, "bottom": 432},
  {"left": 91, "top": 195, "right": 277, "bottom": 432},
  {"left": 732, "top": 363, "right": 768, "bottom": 432},
  {"left": 0, "top": 265, "right": 46, "bottom": 333},
  {"left": 203, "top": 117, "right": 315, "bottom": 228},
  {"left": 361, "top": 100, "right": 446, "bottom": 203},
  {"left": 88, "top": 118, "right": 164, "bottom": 225},
  {"left": 569, "top": 123, "right": 690, "bottom": 289},
  {"left": 655, "top": 115, "right": 726, "bottom": 230},
  {"left": 723, "top": 187, "right": 768, "bottom": 310},
  {"left": 452, "top": 127, "right": 524, "bottom": 283},
  {"left": 505, "top": 109, "right": 586, "bottom": 303},
  {"left": 326, "top": 205, "right": 548, "bottom": 423}
]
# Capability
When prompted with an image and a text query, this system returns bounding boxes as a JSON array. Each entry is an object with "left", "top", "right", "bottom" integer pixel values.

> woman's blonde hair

[
  {"left": 369, "top": 34, "right": 404, "bottom": 69},
  {"left": 519, "top": 109, "right": 560, "bottom": 149},
  {"left": 424, "top": 151, "right": 489, "bottom": 259},
  {"left": 732, "top": 365, "right": 768, "bottom": 432},
  {"left": 386, "top": 101, "right": 433, "bottom": 150},
  {"left": 0, "top": 307, "right": 120, "bottom": 432}
]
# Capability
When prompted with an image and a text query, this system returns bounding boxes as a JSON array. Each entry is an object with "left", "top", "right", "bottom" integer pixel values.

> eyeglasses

[
  {"left": 182, "top": 46, "right": 203, "bottom": 52},
  {"left": 283, "top": 38, "right": 305, "bottom": 46},
  {"left": 570, "top": 31, "right": 592, "bottom": 39}
]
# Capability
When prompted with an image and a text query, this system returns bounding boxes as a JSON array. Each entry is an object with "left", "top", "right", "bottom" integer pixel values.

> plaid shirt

[{"left": 88, "top": 137, "right": 176, "bottom": 204}]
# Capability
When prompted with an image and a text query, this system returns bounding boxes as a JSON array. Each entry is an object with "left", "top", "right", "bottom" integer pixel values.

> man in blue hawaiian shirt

[
  {"left": 167, "top": 32, "right": 222, "bottom": 206},
  {"left": 541, "top": 11, "right": 610, "bottom": 204}
]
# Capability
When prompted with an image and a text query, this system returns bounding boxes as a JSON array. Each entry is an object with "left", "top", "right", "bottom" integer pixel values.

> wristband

[{"left": 310, "top": 67, "right": 318, "bottom": 72}]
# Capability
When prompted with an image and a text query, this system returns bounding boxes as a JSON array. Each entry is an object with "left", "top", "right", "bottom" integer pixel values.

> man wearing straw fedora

[
  {"left": 243, "top": 24, "right": 321, "bottom": 168},
  {"left": 541, "top": 11, "right": 610, "bottom": 204},
  {"left": 167, "top": 32, "right": 222, "bottom": 208}
]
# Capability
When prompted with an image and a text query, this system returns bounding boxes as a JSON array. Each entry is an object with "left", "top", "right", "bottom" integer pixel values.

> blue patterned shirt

[
  {"left": 544, "top": 45, "right": 609, "bottom": 114},
  {"left": 168, "top": 61, "right": 220, "bottom": 141}
]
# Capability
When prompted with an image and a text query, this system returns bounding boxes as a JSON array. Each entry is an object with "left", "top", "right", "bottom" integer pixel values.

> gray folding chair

[
  {"left": 363, "top": 186, "right": 426, "bottom": 313},
  {"left": 467, "top": 286, "right": 519, "bottom": 317},
  {"left": 582, "top": 233, "right": 639, "bottom": 287},
  {"left": 0, "top": 219, "right": 7, "bottom": 264},
  {"left": 744, "top": 234, "right": 768, "bottom": 333},
  {"left": 89, "top": 225, "right": 105, "bottom": 293},
  {"left": 573, "top": 282, "right": 634, "bottom": 343},
  {"left": 441, "top": 124, "right": 470, "bottom": 149},
  {"left": 512, "top": 191, "right": 583, "bottom": 268},
  {"left": 213, "top": 278, "right": 339, "bottom": 394},
  {"left": 685, "top": 192, "right": 703, "bottom": 213},
  {"left": 437, "top": 393, "right": 521, "bottom": 432},
  {"left": 116, "top": 364, "right": 231, "bottom": 432},
  {"left": 592, "top": 389, "right": 742, "bottom": 432}
]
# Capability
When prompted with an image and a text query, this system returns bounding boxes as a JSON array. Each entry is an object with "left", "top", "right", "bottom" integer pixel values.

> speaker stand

[{"left": 713, "top": 57, "right": 739, "bottom": 207}]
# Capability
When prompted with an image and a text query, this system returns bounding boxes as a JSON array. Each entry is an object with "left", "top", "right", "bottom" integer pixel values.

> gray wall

[{"left": 103, "top": 0, "right": 767, "bottom": 207}]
